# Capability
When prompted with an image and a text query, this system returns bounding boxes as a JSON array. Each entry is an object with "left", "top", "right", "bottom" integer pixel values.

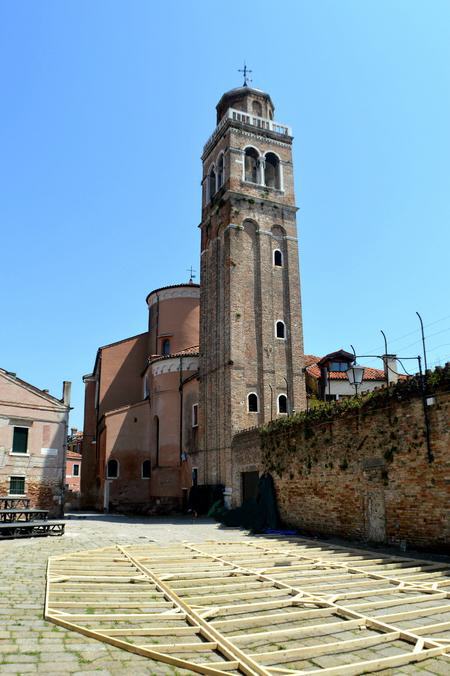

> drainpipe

[
  {"left": 179, "top": 355, "right": 184, "bottom": 465},
  {"left": 60, "top": 381, "right": 72, "bottom": 518},
  {"left": 283, "top": 376, "right": 289, "bottom": 414},
  {"left": 320, "top": 366, "right": 328, "bottom": 401},
  {"left": 155, "top": 295, "right": 160, "bottom": 354}
]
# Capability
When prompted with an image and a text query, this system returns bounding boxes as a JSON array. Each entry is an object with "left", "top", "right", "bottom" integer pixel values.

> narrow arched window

[
  {"left": 142, "top": 460, "right": 151, "bottom": 479},
  {"left": 208, "top": 167, "right": 216, "bottom": 200},
  {"left": 273, "top": 249, "right": 283, "bottom": 267},
  {"left": 252, "top": 100, "right": 262, "bottom": 117},
  {"left": 265, "top": 152, "right": 280, "bottom": 189},
  {"left": 244, "top": 148, "right": 259, "bottom": 183},
  {"left": 278, "top": 394, "right": 288, "bottom": 414},
  {"left": 154, "top": 416, "right": 160, "bottom": 467},
  {"left": 106, "top": 459, "right": 118, "bottom": 479},
  {"left": 276, "top": 321, "right": 285, "bottom": 339},
  {"left": 247, "top": 393, "right": 259, "bottom": 412},
  {"left": 161, "top": 339, "right": 170, "bottom": 355},
  {"left": 217, "top": 154, "right": 224, "bottom": 189},
  {"left": 143, "top": 374, "right": 149, "bottom": 399}
]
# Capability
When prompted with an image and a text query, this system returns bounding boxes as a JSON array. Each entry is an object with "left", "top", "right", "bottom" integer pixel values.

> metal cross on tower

[
  {"left": 238, "top": 62, "right": 252, "bottom": 87},
  {"left": 187, "top": 266, "right": 196, "bottom": 283}
]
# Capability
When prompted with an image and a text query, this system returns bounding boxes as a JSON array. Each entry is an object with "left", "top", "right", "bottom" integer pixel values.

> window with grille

[
  {"left": 73, "top": 464, "right": 80, "bottom": 477},
  {"left": 12, "top": 427, "right": 28, "bottom": 453},
  {"left": 9, "top": 476, "right": 25, "bottom": 495}
]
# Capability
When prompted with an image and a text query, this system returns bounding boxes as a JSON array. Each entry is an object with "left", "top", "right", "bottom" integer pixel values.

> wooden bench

[
  {"left": 0, "top": 520, "right": 65, "bottom": 539},
  {"left": 0, "top": 508, "right": 49, "bottom": 522},
  {"left": 0, "top": 496, "right": 30, "bottom": 509}
]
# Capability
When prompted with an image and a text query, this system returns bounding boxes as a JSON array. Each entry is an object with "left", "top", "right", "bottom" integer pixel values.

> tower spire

[{"left": 238, "top": 62, "right": 252, "bottom": 87}]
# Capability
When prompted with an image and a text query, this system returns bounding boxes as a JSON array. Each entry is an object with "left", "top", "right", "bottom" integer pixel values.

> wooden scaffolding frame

[{"left": 45, "top": 538, "right": 450, "bottom": 675}]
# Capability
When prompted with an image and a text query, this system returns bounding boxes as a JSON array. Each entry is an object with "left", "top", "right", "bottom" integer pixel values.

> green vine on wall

[{"left": 259, "top": 364, "right": 449, "bottom": 477}]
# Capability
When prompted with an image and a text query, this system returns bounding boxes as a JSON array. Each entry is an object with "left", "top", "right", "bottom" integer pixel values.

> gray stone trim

[
  {"left": 147, "top": 286, "right": 200, "bottom": 307},
  {"left": 151, "top": 356, "right": 199, "bottom": 376},
  {"left": 231, "top": 127, "right": 292, "bottom": 148}
]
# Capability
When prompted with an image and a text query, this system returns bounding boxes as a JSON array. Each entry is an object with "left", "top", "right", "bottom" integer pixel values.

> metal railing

[{"left": 203, "top": 108, "right": 292, "bottom": 155}]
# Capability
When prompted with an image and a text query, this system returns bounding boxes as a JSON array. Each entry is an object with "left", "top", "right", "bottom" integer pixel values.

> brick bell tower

[{"left": 198, "top": 81, "right": 306, "bottom": 503}]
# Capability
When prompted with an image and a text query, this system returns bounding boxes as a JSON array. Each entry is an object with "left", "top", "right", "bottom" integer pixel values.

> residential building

[
  {"left": 305, "top": 350, "right": 401, "bottom": 402},
  {"left": 0, "top": 368, "right": 71, "bottom": 516},
  {"left": 65, "top": 428, "right": 83, "bottom": 500},
  {"left": 65, "top": 450, "right": 82, "bottom": 492},
  {"left": 67, "top": 427, "right": 83, "bottom": 454}
]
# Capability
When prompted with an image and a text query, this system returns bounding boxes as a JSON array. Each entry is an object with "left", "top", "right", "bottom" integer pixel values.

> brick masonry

[
  {"left": 199, "top": 87, "right": 306, "bottom": 493},
  {"left": 232, "top": 367, "right": 450, "bottom": 551}
]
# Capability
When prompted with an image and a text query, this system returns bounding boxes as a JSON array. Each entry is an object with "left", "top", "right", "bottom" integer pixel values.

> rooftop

[
  {"left": 148, "top": 345, "right": 200, "bottom": 366},
  {"left": 305, "top": 354, "right": 396, "bottom": 382},
  {"left": 146, "top": 282, "right": 200, "bottom": 304}
]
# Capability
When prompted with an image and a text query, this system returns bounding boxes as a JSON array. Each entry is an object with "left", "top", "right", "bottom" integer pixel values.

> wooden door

[{"left": 241, "top": 471, "right": 259, "bottom": 503}]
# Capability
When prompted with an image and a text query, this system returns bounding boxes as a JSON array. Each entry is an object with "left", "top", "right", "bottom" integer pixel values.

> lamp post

[
  {"left": 345, "top": 349, "right": 433, "bottom": 463},
  {"left": 345, "top": 362, "right": 365, "bottom": 397}
]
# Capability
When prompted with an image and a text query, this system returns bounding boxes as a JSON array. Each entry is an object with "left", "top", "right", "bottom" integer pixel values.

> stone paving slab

[{"left": 1, "top": 513, "right": 449, "bottom": 675}]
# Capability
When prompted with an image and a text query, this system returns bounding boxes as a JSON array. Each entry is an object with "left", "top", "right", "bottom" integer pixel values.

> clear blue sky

[{"left": 1, "top": 1, "right": 449, "bottom": 428}]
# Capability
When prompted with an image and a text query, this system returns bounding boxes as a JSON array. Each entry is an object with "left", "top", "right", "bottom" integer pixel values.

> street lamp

[
  {"left": 345, "top": 345, "right": 433, "bottom": 463},
  {"left": 346, "top": 363, "right": 365, "bottom": 396}
]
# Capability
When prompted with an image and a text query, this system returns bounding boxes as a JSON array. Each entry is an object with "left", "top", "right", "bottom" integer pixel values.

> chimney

[
  {"left": 382, "top": 354, "right": 399, "bottom": 385},
  {"left": 70, "top": 427, "right": 78, "bottom": 436},
  {"left": 319, "top": 366, "right": 328, "bottom": 401},
  {"left": 62, "top": 381, "right": 72, "bottom": 407}
]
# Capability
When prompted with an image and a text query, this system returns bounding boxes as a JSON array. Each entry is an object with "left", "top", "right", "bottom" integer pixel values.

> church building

[{"left": 80, "top": 81, "right": 305, "bottom": 512}]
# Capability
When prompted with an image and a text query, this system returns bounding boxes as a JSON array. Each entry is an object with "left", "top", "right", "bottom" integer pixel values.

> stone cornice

[{"left": 151, "top": 356, "right": 199, "bottom": 376}]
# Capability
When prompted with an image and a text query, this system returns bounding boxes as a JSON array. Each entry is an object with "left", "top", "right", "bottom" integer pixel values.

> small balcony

[{"left": 203, "top": 108, "right": 292, "bottom": 156}]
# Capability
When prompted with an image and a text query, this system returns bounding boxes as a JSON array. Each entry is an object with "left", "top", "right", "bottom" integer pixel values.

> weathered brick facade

[
  {"left": 197, "top": 86, "right": 306, "bottom": 499},
  {"left": 232, "top": 367, "right": 450, "bottom": 551},
  {"left": 80, "top": 285, "right": 200, "bottom": 513},
  {"left": 0, "top": 369, "right": 71, "bottom": 517}
]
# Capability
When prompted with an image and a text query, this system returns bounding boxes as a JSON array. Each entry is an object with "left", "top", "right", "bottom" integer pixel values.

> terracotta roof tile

[
  {"left": 304, "top": 355, "right": 402, "bottom": 381},
  {"left": 148, "top": 346, "right": 199, "bottom": 365}
]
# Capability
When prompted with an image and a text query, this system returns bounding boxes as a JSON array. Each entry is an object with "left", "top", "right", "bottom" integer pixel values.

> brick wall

[
  {"left": 199, "top": 97, "right": 306, "bottom": 491},
  {"left": 232, "top": 367, "right": 450, "bottom": 551}
]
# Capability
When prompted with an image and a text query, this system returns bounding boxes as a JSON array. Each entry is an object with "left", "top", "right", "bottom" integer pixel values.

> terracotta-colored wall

[
  {"left": 101, "top": 401, "right": 152, "bottom": 511},
  {"left": 80, "top": 378, "right": 97, "bottom": 508},
  {"left": 65, "top": 452, "right": 82, "bottom": 492},
  {"left": 99, "top": 334, "right": 148, "bottom": 417},
  {"left": 81, "top": 287, "right": 201, "bottom": 513},
  {"left": 151, "top": 369, "right": 182, "bottom": 469},
  {"left": 157, "top": 297, "right": 199, "bottom": 355},
  {"left": 147, "top": 288, "right": 199, "bottom": 357},
  {"left": 180, "top": 376, "right": 199, "bottom": 491}
]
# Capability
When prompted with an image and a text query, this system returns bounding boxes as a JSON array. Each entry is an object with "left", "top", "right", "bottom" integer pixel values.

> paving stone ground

[{"left": 1, "top": 514, "right": 449, "bottom": 675}]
